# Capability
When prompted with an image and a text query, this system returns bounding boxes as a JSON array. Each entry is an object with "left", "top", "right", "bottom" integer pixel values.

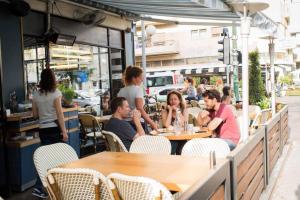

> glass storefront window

[
  {"left": 24, "top": 46, "right": 46, "bottom": 99},
  {"left": 24, "top": 28, "right": 125, "bottom": 115}
]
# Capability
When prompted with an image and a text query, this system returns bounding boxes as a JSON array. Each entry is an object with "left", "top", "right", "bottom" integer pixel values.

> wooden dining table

[
  {"left": 152, "top": 127, "right": 212, "bottom": 141},
  {"left": 60, "top": 152, "right": 227, "bottom": 192}
]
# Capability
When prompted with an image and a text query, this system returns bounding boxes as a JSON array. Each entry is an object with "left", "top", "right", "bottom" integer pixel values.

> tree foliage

[
  {"left": 279, "top": 74, "right": 293, "bottom": 85},
  {"left": 249, "top": 50, "right": 266, "bottom": 105}
]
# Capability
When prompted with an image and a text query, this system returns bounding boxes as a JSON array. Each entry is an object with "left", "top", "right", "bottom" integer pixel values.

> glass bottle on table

[{"left": 173, "top": 108, "right": 181, "bottom": 135}]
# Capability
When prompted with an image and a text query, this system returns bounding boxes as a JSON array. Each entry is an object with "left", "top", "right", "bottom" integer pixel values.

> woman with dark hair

[
  {"left": 31, "top": 68, "right": 68, "bottom": 198},
  {"left": 161, "top": 90, "right": 187, "bottom": 128},
  {"left": 181, "top": 77, "right": 197, "bottom": 101},
  {"left": 221, "top": 85, "right": 232, "bottom": 105},
  {"left": 118, "top": 66, "right": 158, "bottom": 132}
]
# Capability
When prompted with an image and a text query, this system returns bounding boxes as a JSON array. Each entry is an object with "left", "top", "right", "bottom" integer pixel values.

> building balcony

[{"left": 135, "top": 40, "right": 179, "bottom": 56}]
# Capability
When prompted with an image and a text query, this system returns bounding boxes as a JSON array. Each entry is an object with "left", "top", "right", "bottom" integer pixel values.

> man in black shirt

[{"left": 105, "top": 97, "right": 145, "bottom": 150}]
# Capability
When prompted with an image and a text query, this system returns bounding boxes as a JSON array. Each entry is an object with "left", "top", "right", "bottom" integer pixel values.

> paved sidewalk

[{"left": 270, "top": 96, "right": 300, "bottom": 200}]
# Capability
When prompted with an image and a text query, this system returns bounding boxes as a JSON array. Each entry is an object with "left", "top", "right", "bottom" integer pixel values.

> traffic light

[
  {"left": 237, "top": 50, "right": 242, "bottom": 64},
  {"left": 218, "top": 37, "right": 230, "bottom": 65}
]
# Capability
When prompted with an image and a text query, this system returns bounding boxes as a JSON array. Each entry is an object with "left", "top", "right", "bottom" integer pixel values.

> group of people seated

[{"left": 104, "top": 66, "right": 240, "bottom": 153}]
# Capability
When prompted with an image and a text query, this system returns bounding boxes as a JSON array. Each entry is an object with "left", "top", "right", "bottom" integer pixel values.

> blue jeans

[{"left": 223, "top": 139, "right": 237, "bottom": 151}]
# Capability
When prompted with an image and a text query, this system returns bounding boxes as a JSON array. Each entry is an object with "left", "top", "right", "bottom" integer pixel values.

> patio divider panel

[
  {"left": 264, "top": 112, "right": 281, "bottom": 185},
  {"left": 227, "top": 127, "right": 266, "bottom": 200},
  {"left": 178, "top": 160, "right": 231, "bottom": 200},
  {"left": 279, "top": 105, "right": 289, "bottom": 154}
]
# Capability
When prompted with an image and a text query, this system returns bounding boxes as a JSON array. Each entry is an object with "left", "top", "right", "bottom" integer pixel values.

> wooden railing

[{"left": 227, "top": 128, "right": 266, "bottom": 200}]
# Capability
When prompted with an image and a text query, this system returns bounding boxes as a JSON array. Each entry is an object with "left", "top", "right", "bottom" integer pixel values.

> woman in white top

[
  {"left": 118, "top": 66, "right": 158, "bottom": 131},
  {"left": 161, "top": 90, "right": 188, "bottom": 128},
  {"left": 31, "top": 68, "right": 68, "bottom": 198}
]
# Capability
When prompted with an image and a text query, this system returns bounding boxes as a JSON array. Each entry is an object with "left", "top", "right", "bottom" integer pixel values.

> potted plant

[{"left": 58, "top": 84, "right": 75, "bottom": 107}]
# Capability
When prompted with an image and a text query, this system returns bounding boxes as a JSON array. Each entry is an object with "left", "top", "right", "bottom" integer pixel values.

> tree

[{"left": 249, "top": 50, "right": 265, "bottom": 105}]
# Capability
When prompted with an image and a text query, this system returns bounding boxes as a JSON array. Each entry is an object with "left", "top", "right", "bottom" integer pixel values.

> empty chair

[
  {"left": 186, "top": 107, "right": 201, "bottom": 119},
  {"left": 260, "top": 109, "right": 272, "bottom": 123},
  {"left": 181, "top": 138, "right": 230, "bottom": 157},
  {"left": 190, "top": 100, "right": 199, "bottom": 108},
  {"left": 108, "top": 173, "right": 174, "bottom": 200},
  {"left": 47, "top": 168, "right": 116, "bottom": 200},
  {"left": 102, "top": 130, "right": 128, "bottom": 152},
  {"left": 188, "top": 113, "right": 197, "bottom": 126},
  {"left": 33, "top": 143, "right": 79, "bottom": 196},
  {"left": 129, "top": 135, "right": 171, "bottom": 155},
  {"left": 79, "top": 114, "right": 104, "bottom": 153}
]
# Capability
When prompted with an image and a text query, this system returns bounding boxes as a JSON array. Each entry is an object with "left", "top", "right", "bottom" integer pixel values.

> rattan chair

[
  {"left": 108, "top": 173, "right": 174, "bottom": 200},
  {"left": 33, "top": 143, "right": 79, "bottom": 198},
  {"left": 47, "top": 168, "right": 117, "bottom": 200},
  {"left": 102, "top": 131, "right": 128, "bottom": 152},
  {"left": 190, "top": 100, "right": 200, "bottom": 108},
  {"left": 188, "top": 113, "right": 197, "bottom": 126},
  {"left": 181, "top": 138, "right": 230, "bottom": 157},
  {"left": 187, "top": 107, "right": 201, "bottom": 118},
  {"left": 79, "top": 114, "right": 104, "bottom": 153},
  {"left": 129, "top": 135, "right": 171, "bottom": 155}
]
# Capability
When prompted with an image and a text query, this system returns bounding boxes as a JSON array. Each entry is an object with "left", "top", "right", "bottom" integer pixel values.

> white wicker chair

[
  {"left": 129, "top": 135, "right": 171, "bottom": 155},
  {"left": 47, "top": 168, "right": 117, "bottom": 200},
  {"left": 33, "top": 143, "right": 79, "bottom": 188},
  {"left": 108, "top": 173, "right": 174, "bottom": 200},
  {"left": 102, "top": 131, "right": 128, "bottom": 152},
  {"left": 187, "top": 107, "right": 201, "bottom": 119},
  {"left": 181, "top": 138, "right": 230, "bottom": 157}
]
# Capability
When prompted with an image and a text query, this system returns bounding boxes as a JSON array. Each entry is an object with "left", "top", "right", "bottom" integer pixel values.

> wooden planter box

[
  {"left": 279, "top": 105, "right": 289, "bottom": 154},
  {"left": 264, "top": 113, "right": 281, "bottom": 185},
  {"left": 227, "top": 128, "right": 266, "bottom": 200},
  {"left": 178, "top": 160, "right": 231, "bottom": 200}
]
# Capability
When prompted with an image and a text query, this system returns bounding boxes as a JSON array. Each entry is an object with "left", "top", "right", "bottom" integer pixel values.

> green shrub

[
  {"left": 279, "top": 74, "right": 293, "bottom": 85},
  {"left": 257, "top": 97, "right": 270, "bottom": 109},
  {"left": 249, "top": 50, "right": 266, "bottom": 105},
  {"left": 210, "top": 76, "right": 221, "bottom": 85},
  {"left": 58, "top": 84, "right": 75, "bottom": 104}
]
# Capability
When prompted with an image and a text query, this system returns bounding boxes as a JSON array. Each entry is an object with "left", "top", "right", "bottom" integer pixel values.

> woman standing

[
  {"left": 32, "top": 68, "right": 68, "bottom": 198},
  {"left": 161, "top": 90, "right": 187, "bottom": 128},
  {"left": 118, "top": 66, "right": 158, "bottom": 132}
]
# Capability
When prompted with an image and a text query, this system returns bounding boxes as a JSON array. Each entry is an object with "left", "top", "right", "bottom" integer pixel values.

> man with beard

[{"left": 197, "top": 89, "right": 240, "bottom": 150}]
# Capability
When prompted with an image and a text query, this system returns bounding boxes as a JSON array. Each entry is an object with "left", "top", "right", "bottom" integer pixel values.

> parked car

[
  {"left": 146, "top": 71, "right": 184, "bottom": 95},
  {"left": 155, "top": 85, "right": 187, "bottom": 102},
  {"left": 73, "top": 90, "right": 101, "bottom": 115}
]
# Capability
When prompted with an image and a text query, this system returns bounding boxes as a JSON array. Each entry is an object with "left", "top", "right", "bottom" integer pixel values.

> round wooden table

[{"left": 152, "top": 127, "right": 212, "bottom": 141}]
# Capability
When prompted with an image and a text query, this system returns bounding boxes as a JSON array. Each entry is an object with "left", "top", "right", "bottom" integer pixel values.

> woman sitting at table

[{"left": 161, "top": 90, "right": 188, "bottom": 128}]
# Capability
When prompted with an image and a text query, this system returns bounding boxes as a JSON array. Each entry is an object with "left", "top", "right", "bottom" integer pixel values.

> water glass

[{"left": 187, "top": 124, "right": 194, "bottom": 134}]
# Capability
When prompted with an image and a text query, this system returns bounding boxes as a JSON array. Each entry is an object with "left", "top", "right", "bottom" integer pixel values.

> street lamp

[
  {"left": 260, "top": 35, "right": 277, "bottom": 116},
  {"left": 141, "top": 21, "right": 156, "bottom": 88},
  {"left": 229, "top": 1, "right": 269, "bottom": 142}
]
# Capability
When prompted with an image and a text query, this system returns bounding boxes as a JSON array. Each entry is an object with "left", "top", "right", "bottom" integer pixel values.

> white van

[
  {"left": 145, "top": 71, "right": 184, "bottom": 95},
  {"left": 292, "top": 69, "right": 300, "bottom": 86}
]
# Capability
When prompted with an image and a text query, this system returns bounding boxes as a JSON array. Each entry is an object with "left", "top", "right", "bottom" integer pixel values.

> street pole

[
  {"left": 229, "top": 1, "right": 269, "bottom": 143},
  {"left": 269, "top": 41, "right": 276, "bottom": 116},
  {"left": 141, "top": 20, "right": 147, "bottom": 88},
  {"left": 241, "top": 14, "right": 251, "bottom": 142},
  {"left": 232, "top": 22, "right": 239, "bottom": 102}
]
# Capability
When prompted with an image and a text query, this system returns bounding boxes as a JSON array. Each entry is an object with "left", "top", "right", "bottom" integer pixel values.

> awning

[
  {"left": 68, "top": 0, "right": 277, "bottom": 33},
  {"left": 145, "top": 63, "right": 229, "bottom": 75},
  {"left": 69, "top": 0, "right": 240, "bottom": 21}
]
